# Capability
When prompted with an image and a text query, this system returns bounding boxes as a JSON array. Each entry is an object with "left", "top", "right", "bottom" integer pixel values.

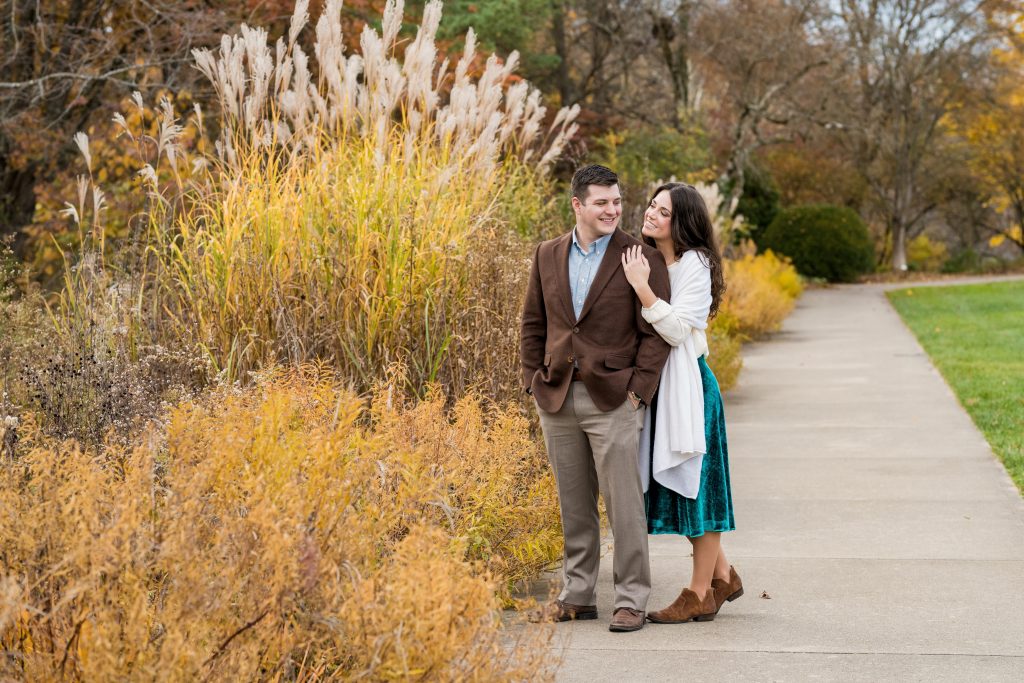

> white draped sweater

[{"left": 637, "top": 250, "right": 712, "bottom": 499}]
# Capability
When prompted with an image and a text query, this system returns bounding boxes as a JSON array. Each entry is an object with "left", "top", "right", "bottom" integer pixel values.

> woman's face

[{"left": 642, "top": 190, "right": 673, "bottom": 243}]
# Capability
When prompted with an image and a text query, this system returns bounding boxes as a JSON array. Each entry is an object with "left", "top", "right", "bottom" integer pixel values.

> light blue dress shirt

[{"left": 568, "top": 229, "right": 612, "bottom": 320}]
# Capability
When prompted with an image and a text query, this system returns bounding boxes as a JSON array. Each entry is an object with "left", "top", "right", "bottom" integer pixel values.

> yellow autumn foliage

[
  {"left": 907, "top": 235, "right": 949, "bottom": 271},
  {"left": 720, "top": 247, "right": 803, "bottom": 341},
  {"left": 0, "top": 367, "right": 559, "bottom": 681},
  {"left": 706, "top": 322, "right": 743, "bottom": 393}
]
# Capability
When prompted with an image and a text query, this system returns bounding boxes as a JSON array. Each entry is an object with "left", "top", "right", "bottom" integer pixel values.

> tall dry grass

[
  {"left": 2, "top": 6, "right": 575, "bottom": 675},
  {"left": 53, "top": 0, "right": 576, "bottom": 400},
  {"left": 0, "top": 367, "right": 559, "bottom": 680}
]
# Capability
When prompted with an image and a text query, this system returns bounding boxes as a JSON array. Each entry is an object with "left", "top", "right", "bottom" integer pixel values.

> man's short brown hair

[{"left": 571, "top": 164, "right": 619, "bottom": 203}]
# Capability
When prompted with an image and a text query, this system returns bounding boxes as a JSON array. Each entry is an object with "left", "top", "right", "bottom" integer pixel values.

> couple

[{"left": 521, "top": 164, "right": 741, "bottom": 632}]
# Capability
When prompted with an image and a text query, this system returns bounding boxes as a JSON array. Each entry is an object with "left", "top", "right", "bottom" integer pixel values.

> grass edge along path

[{"left": 887, "top": 280, "right": 1024, "bottom": 494}]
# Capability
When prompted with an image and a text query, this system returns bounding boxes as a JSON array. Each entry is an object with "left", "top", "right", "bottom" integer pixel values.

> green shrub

[
  {"left": 736, "top": 166, "right": 780, "bottom": 245},
  {"left": 592, "top": 125, "right": 710, "bottom": 188},
  {"left": 591, "top": 124, "right": 710, "bottom": 227},
  {"left": 943, "top": 249, "right": 1021, "bottom": 274},
  {"left": 760, "top": 204, "right": 875, "bottom": 282},
  {"left": 942, "top": 248, "right": 981, "bottom": 273}
]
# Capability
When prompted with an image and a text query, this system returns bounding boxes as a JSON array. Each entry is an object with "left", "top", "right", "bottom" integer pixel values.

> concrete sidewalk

[{"left": 549, "top": 284, "right": 1024, "bottom": 682}]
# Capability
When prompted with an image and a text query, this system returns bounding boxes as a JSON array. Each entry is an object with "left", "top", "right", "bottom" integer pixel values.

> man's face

[{"left": 573, "top": 184, "right": 622, "bottom": 242}]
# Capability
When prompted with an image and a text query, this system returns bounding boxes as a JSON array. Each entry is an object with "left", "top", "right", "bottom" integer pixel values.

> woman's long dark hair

[{"left": 643, "top": 182, "right": 726, "bottom": 318}]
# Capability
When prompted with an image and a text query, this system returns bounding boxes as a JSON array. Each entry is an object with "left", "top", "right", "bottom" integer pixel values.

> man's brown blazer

[{"left": 521, "top": 228, "right": 671, "bottom": 413}]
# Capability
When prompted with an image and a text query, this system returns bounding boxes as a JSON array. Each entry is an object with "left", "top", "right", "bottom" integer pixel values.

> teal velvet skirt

[{"left": 646, "top": 355, "right": 736, "bottom": 537}]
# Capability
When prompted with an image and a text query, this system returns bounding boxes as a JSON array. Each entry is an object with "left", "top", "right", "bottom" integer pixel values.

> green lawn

[{"left": 887, "top": 281, "right": 1024, "bottom": 493}]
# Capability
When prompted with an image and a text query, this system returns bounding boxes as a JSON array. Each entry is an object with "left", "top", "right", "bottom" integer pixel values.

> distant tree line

[
  {"left": 429, "top": 0, "right": 1024, "bottom": 270},
  {"left": 2, "top": 0, "right": 1023, "bottom": 275}
]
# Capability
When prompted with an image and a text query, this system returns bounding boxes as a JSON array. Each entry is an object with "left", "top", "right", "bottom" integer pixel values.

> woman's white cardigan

[{"left": 637, "top": 250, "right": 712, "bottom": 499}]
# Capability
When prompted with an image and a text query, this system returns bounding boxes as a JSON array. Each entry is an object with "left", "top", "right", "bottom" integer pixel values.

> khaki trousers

[{"left": 537, "top": 381, "right": 650, "bottom": 611}]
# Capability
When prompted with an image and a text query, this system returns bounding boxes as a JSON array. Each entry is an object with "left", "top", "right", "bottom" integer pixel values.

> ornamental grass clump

[
  {"left": 58, "top": 0, "right": 577, "bottom": 399},
  {"left": 0, "top": 367, "right": 559, "bottom": 681}
]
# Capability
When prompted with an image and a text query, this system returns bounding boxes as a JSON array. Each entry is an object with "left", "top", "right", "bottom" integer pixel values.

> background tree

[
  {"left": 0, "top": 0, "right": 392, "bottom": 280},
  {"left": 433, "top": 1, "right": 561, "bottom": 87},
  {"left": 434, "top": 1, "right": 705, "bottom": 132},
  {"left": 0, "top": 1, "right": 242, "bottom": 270},
  {"left": 644, "top": 0, "right": 702, "bottom": 129},
  {"left": 760, "top": 137, "right": 867, "bottom": 209},
  {"left": 825, "top": 0, "right": 1007, "bottom": 270},
  {"left": 5, "top": 0, "right": 1024, "bottom": 283},
  {"left": 956, "top": 12, "right": 1024, "bottom": 253},
  {"left": 696, "top": 0, "right": 831, "bottom": 206}
]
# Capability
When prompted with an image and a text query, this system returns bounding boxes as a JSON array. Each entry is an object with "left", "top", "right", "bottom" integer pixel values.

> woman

[{"left": 621, "top": 182, "right": 743, "bottom": 623}]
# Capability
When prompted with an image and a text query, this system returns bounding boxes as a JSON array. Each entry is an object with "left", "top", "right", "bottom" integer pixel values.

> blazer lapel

[
  {"left": 551, "top": 233, "right": 577, "bottom": 322},
  {"left": 576, "top": 229, "right": 625, "bottom": 323}
]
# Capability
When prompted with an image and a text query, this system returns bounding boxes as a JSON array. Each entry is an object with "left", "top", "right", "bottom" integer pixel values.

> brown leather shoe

[
  {"left": 647, "top": 588, "right": 717, "bottom": 623},
  {"left": 528, "top": 599, "right": 598, "bottom": 623},
  {"left": 608, "top": 607, "right": 645, "bottom": 632},
  {"left": 710, "top": 566, "right": 744, "bottom": 614}
]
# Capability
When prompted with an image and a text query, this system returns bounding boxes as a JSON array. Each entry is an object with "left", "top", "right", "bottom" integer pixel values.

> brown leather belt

[{"left": 571, "top": 367, "right": 583, "bottom": 382}]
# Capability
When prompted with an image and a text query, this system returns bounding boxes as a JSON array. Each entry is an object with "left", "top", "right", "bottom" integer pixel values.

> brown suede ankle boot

[
  {"left": 647, "top": 588, "right": 717, "bottom": 624},
  {"left": 711, "top": 565, "right": 744, "bottom": 614}
]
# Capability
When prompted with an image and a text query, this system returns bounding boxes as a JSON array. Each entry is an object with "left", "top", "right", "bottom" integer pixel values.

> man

[{"left": 521, "top": 164, "right": 671, "bottom": 632}]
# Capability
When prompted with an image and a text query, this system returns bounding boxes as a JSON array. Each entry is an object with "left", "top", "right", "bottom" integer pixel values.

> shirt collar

[{"left": 572, "top": 228, "right": 613, "bottom": 256}]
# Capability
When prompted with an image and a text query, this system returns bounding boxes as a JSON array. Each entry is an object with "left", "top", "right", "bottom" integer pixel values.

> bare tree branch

[{"left": 0, "top": 62, "right": 180, "bottom": 90}]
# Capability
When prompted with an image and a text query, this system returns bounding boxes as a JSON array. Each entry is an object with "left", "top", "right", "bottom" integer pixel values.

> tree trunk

[
  {"left": 890, "top": 172, "right": 914, "bottom": 271},
  {"left": 651, "top": 2, "right": 693, "bottom": 130},
  {"left": 892, "top": 222, "right": 908, "bottom": 271},
  {"left": 0, "top": 131, "right": 37, "bottom": 259},
  {"left": 721, "top": 113, "right": 750, "bottom": 208},
  {"left": 550, "top": 0, "right": 573, "bottom": 105}
]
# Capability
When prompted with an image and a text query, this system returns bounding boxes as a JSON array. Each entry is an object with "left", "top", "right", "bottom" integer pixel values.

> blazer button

[
  {"left": 567, "top": 354, "right": 576, "bottom": 363},
  {"left": 572, "top": 326, "right": 580, "bottom": 334}
]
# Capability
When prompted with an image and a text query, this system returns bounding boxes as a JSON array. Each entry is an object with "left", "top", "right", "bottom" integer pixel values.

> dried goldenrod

[{"left": 0, "top": 367, "right": 558, "bottom": 680}]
